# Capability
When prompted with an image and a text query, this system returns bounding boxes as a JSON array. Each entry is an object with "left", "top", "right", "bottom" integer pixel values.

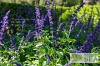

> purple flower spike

[
  {"left": 9, "top": 35, "right": 16, "bottom": 49},
  {"left": 34, "top": 2, "right": 44, "bottom": 40},
  {"left": 75, "top": 19, "right": 100, "bottom": 53},
  {"left": 78, "top": 21, "right": 100, "bottom": 52},
  {"left": 56, "top": 22, "right": 66, "bottom": 42},
  {"left": 79, "top": 42, "right": 93, "bottom": 53},
  {"left": 57, "top": 22, "right": 66, "bottom": 30},
  {"left": 69, "top": 15, "right": 77, "bottom": 35},
  {"left": 69, "top": 13, "right": 86, "bottom": 35},
  {"left": 13, "top": 62, "right": 22, "bottom": 66},
  {"left": 46, "top": 0, "right": 54, "bottom": 38},
  {"left": 54, "top": 44, "right": 59, "bottom": 48},
  {"left": 45, "top": 54, "right": 51, "bottom": 63},
  {"left": 86, "top": 15, "right": 92, "bottom": 36},
  {"left": 0, "top": 10, "right": 10, "bottom": 44},
  {"left": 76, "top": 24, "right": 86, "bottom": 38},
  {"left": 72, "top": 49, "right": 82, "bottom": 53},
  {"left": 75, "top": 3, "right": 85, "bottom": 13},
  {"left": 25, "top": 30, "right": 32, "bottom": 42},
  {"left": 34, "top": 2, "right": 45, "bottom": 40}
]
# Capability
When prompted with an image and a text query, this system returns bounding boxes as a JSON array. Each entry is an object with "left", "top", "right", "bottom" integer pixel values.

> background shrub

[{"left": 61, "top": 5, "right": 100, "bottom": 27}]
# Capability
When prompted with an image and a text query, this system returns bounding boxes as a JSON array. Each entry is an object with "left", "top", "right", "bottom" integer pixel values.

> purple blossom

[
  {"left": 69, "top": 3, "right": 85, "bottom": 35},
  {"left": 54, "top": 22, "right": 66, "bottom": 49},
  {"left": 76, "top": 24, "right": 86, "bottom": 38},
  {"left": 13, "top": 62, "right": 22, "bottom": 66},
  {"left": 46, "top": 0, "right": 54, "bottom": 38},
  {"left": 56, "top": 22, "right": 66, "bottom": 40},
  {"left": 69, "top": 13, "right": 85, "bottom": 35},
  {"left": 71, "top": 49, "right": 82, "bottom": 53},
  {"left": 78, "top": 20, "right": 100, "bottom": 53},
  {"left": 38, "top": 15, "right": 45, "bottom": 36},
  {"left": 76, "top": 20, "right": 100, "bottom": 53},
  {"left": 54, "top": 43, "right": 59, "bottom": 48},
  {"left": 34, "top": 2, "right": 46, "bottom": 40},
  {"left": 46, "top": 0, "right": 51, "bottom": 8},
  {"left": 25, "top": 30, "right": 32, "bottom": 42},
  {"left": 74, "top": 13, "right": 86, "bottom": 27},
  {"left": 34, "top": 2, "right": 40, "bottom": 40},
  {"left": 79, "top": 41, "right": 93, "bottom": 53},
  {"left": 57, "top": 22, "right": 66, "bottom": 30},
  {"left": 20, "top": 19, "right": 26, "bottom": 37},
  {"left": 9, "top": 35, "right": 16, "bottom": 49},
  {"left": 0, "top": 10, "right": 10, "bottom": 44},
  {"left": 22, "top": 19, "right": 26, "bottom": 30},
  {"left": 34, "top": 2, "right": 43, "bottom": 39},
  {"left": 56, "top": 22, "right": 66, "bottom": 37},
  {"left": 86, "top": 15, "right": 92, "bottom": 36},
  {"left": 16, "top": 36, "right": 24, "bottom": 55},
  {"left": 87, "top": 20, "right": 100, "bottom": 42},
  {"left": 69, "top": 14, "right": 77, "bottom": 35},
  {"left": 45, "top": 54, "right": 50, "bottom": 63}
]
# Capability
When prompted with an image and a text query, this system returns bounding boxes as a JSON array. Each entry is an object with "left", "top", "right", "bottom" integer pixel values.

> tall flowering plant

[
  {"left": 34, "top": 2, "right": 41, "bottom": 40},
  {"left": 34, "top": 2, "right": 45, "bottom": 40},
  {"left": 78, "top": 19, "right": 100, "bottom": 53},
  {"left": 0, "top": 10, "right": 10, "bottom": 48},
  {"left": 46, "top": 0, "right": 54, "bottom": 38}
]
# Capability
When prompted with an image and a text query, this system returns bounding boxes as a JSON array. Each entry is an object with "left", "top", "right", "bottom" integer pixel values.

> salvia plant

[{"left": 0, "top": 0, "right": 100, "bottom": 66}]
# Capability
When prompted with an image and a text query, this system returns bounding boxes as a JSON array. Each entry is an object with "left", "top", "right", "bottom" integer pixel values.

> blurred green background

[{"left": 0, "top": 0, "right": 100, "bottom": 6}]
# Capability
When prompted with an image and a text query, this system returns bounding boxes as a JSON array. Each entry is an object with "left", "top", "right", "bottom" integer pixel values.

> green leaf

[
  {"left": 61, "top": 59, "right": 67, "bottom": 65},
  {"left": 56, "top": 51, "right": 63, "bottom": 58},
  {"left": 43, "top": 46, "right": 48, "bottom": 53},
  {"left": 92, "top": 64, "right": 98, "bottom": 66},
  {"left": 67, "top": 38, "right": 76, "bottom": 43},
  {"left": 35, "top": 42, "right": 43, "bottom": 47},
  {"left": 42, "top": 61, "right": 47, "bottom": 66}
]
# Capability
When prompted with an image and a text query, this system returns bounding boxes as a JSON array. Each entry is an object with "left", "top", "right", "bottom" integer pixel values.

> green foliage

[
  {"left": 0, "top": 2, "right": 68, "bottom": 19},
  {"left": 0, "top": 30, "right": 76, "bottom": 65},
  {"left": 66, "top": 0, "right": 80, "bottom": 7},
  {"left": 89, "top": 0, "right": 98, "bottom": 5},
  {"left": 61, "top": 5, "right": 100, "bottom": 27},
  {"left": 0, "top": 2, "right": 100, "bottom": 66}
]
